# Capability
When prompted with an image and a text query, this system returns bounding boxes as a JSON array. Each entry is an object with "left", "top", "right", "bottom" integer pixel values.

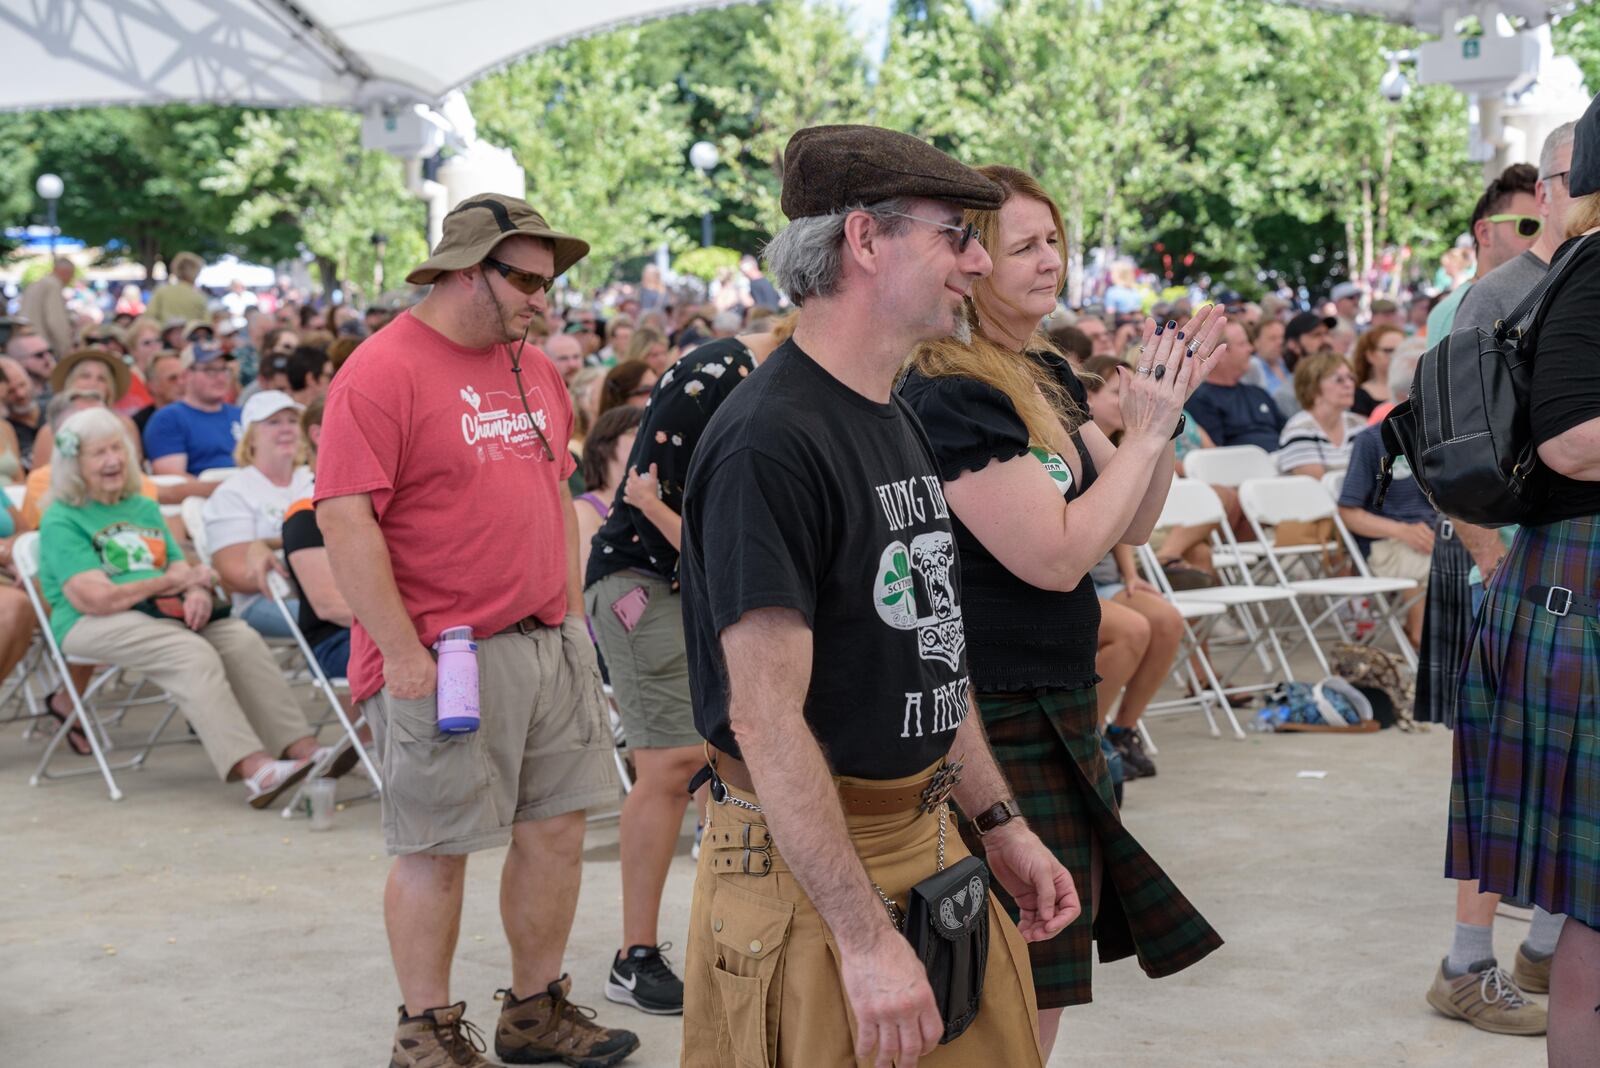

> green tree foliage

[
  {"left": 1553, "top": 4, "right": 1600, "bottom": 89},
  {"left": 468, "top": 27, "right": 709, "bottom": 289},
  {"left": 204, "top": 109, "right": 425, "bottom": 300}
]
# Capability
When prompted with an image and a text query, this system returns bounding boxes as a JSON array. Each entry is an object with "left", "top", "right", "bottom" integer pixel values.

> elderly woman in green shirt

[{"left": 39, "top": 407, "right": 326, "bottom": 807}]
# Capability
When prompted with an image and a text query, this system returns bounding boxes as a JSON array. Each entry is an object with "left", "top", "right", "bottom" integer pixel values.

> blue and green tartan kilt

[
  {"left": 963, "top": 686, "right": 1223, "bottom": 1008},
  {"left": 1448, "top": 515, "right": 1600, "bottom": 927},
  {"left": 1415, "top": 521, "right": 1474, "bottom": 726}
]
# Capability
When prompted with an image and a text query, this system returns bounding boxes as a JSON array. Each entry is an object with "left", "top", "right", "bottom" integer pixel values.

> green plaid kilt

[
  {"left": 1449, "top": 515, "right": 1600, "bottom": 927},
  {"left": 964, "top": 687, "right": 1222, "bottom": 1008}
]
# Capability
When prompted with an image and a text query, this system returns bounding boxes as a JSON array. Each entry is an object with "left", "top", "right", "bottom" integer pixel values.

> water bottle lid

[{"left": 439, "top": 626, "right": 474, "bottom": 641}]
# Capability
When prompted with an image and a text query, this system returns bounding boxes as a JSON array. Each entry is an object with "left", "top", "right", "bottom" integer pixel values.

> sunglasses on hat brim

[{"left": 482, "top": 257, "right": 554, "bottom": 294}]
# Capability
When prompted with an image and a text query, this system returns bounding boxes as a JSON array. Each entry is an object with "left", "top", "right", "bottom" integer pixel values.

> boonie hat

[
  {"left": 406, "top": 194, "right": 589, "bottom": 285},
  {"left": 50, "top": 348, "right": 131, "bottom": 402},
  {"left": 779, "top": 125, "right": 1003, "bottom": 220},
  {"left": 1330, "top": 282, "right": 1362, "bottom": 302},
  {"left": 240, "top": 389, "right": 303, "bottom": 428}
]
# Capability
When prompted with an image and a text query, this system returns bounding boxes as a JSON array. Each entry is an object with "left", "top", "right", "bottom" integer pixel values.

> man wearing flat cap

[
  {"left": 316, "top": 193, "right": 638, "bottom": 1068},
  {"left": 678, "top": 125, "right": 1075, "bottom": 1067}
]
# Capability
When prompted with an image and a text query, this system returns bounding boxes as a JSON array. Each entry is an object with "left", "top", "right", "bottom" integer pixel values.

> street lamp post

[
  {"left": 689, "top": 141, "right": 719, "bottom": 248},
  {"left": 35, "top": 173, "right": 63, "bottom": 256},
  {"left": 370, "top": 232, "right": 389, "bottom": 296}
]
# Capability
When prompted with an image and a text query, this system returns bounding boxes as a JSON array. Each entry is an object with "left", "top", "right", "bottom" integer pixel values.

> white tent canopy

[{"left": 0, "top": 0, "right": 742, "bottom": 113}]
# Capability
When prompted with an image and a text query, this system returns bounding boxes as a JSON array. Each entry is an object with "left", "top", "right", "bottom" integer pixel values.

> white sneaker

[{"left": 243, "top": 758, "right": 312, "bottom": 809}]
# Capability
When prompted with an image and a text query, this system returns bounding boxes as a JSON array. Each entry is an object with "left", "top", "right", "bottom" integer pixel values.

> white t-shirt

[{"left": 202, "top": 465, "right": 315, "bottom": 613}]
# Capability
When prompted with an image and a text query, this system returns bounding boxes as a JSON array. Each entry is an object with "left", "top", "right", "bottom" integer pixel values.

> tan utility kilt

[{"left": 680, "top": 760, "right": 1045, "bottom": 1067}]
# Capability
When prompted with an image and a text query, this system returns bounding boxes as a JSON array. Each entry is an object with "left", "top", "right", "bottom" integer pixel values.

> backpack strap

[{"left": 1497, "top": 233, "right": 1593, "bottom": 339}]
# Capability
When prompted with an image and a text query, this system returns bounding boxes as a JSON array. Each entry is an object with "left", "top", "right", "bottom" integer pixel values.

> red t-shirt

[{"left": 314, "top": 310, "right": 576, "bottom": 702}]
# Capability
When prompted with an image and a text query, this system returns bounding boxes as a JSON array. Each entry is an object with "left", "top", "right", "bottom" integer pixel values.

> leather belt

[
  {"left": 494, "top": 614, "right": 549, "bottom": 637},
  {"left": 1526, "top": 584, "right": 1600, "bottom": 618},
  {"left": 707, "top": 748, "right": 960, "bottom": 817}
]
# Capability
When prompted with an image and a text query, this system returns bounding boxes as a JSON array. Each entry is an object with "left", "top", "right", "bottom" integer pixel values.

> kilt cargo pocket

[{"left": 709, "top": 881, "right": 794, "bottom": 1068}]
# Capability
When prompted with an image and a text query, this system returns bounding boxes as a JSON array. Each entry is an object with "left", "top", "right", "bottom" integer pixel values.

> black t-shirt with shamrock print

[
  {"left": 585, "top": 338, "right": 758, "bottom": 588},
  {"left": 680, "top": 339, "right": 971, "bottom": 780}
]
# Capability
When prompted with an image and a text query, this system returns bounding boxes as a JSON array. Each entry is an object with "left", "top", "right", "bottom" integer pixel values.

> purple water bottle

[{"left": 433, "top": 626, "right": 480, "bottom": 734}]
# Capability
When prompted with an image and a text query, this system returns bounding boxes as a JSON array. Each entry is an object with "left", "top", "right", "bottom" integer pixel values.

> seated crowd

[{"left": 0, "top": 263, "right": 1435, "bottom": 805}]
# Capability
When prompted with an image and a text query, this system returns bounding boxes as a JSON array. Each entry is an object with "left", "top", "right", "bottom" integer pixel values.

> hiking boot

[
  {"left": 1425, "top": 958, "right": 1546, "bottom": 1036},
  {"left": 1512, "top": 944, "right": 1552, "bottom": 994},
  {"left": 605, "top": 944, "right": 684, "bottom": 1015},
  {"left": 1108, "top": 727, "right": 1157, "bottom": 779},
  {"left": 389, "top": 1002, "right": 493, "bottom": 1067},
  {"left": 495, "top": 975, "right": 640, "bottom": 1066}
]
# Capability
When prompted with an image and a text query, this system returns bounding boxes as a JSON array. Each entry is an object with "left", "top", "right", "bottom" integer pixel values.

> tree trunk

[
  {"left": 1066, "top": 189, "right": 1085, "bottom": 309},
  {"left": 1344, "top": 216, "right": 1358, "bottom": 296},
  {"left": 317, "top": 255, "right": 339, "bottom": 305},
  {"left": 1360, "top": 176, "right": 1374, "bottom": 295}
]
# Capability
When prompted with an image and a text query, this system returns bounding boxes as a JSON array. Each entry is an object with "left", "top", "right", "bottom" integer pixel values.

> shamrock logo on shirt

[
  {"left": 874, "top": 541, "right": 919, "bottom": 630},
  {"left": 881, "top": 547, "right": 913, "bottom": 607}
]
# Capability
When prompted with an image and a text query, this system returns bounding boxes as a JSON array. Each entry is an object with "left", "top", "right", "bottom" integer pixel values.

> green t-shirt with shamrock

[{"left": 38, "top": 494, "right": 182, "bottom": 646}]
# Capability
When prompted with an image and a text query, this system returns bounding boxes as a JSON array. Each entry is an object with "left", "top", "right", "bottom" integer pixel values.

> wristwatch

[
  {"left": 1169, "top": 412, "right": 1187, "bottom": 441},
  {"left": 973, "top": 799, "right": 1021, "bottom": 836}
]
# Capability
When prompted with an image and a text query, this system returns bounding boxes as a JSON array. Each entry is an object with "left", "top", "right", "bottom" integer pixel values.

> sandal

[{"left": 43, "top": 692, "right": 92, "bottom": 756}]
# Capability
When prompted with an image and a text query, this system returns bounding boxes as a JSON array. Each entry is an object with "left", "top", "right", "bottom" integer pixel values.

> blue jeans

[
  {"left": 239, "top": 595, "right": 297, "bottom": 639},
  {"left": 309, "top": 629, "right": 351, "bottom": 680}
]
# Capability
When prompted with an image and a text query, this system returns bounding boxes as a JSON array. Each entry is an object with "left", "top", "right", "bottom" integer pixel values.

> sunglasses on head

[
  {"left": 1486, "top": 213, "right": 1542, "bottom": 239},
  {"left": 483, "top": 257, "right": 555, "bottom": 294}
]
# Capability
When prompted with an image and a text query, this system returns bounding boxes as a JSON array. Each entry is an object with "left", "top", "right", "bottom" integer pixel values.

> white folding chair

[
  {"left": 198, "top": 467, "right": 238, "bottom": 482},
  {"left": 1238, "top": 476, "right": 1419, "bottom": 671},
  {"left": 13, "top": 532, "right": 182, "bottom": 801},
  {"left": 149, "top": 473, "right": 188, "bottom": 520},
  {"left": 1138, "top": 480, "right": 1313, "bottom": 725},
  {"left": 181, "top": 495, "right": 212, "bottom": 565},
  {"left": 1122, "top": 565, "right": 1237, "bottom": 742},
  {"left": 263, "top": 571, "right": 382, "bottom": 817},
  {"left": 1182, "top": 445, "right": 1334, "bottom": 576}
]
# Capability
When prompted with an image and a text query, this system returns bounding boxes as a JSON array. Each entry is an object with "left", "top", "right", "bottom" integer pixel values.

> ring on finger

[
  {"left": 1136, "top": 365, "right": 1152, "bottom": 375},
  {"left": 1186, "top": 340, "right": 1200, "bottom": 356},
  {"left": 1153, "top": 364, "right": 1167, "bottom": 382}
]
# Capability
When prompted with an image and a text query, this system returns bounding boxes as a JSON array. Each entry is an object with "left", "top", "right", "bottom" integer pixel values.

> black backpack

[{"left": 1378, "top": 235, "right": 1590, "bottom": 526}]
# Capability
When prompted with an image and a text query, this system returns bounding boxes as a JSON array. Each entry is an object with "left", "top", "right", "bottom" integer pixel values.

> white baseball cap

[{"left": 240, "top": 389, "right": 304, "bottom": 428}]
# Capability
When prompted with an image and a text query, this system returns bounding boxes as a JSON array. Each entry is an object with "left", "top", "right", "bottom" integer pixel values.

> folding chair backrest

[
  {"left": 148, "top": 474, "right": 188, "bottom": 489},
  {"left": 13, "top": 530, "right": 40, "bottom": 580},
  {"left": 4, "top": 484, "right": 25, "bottom": 511},
  {"left": 1321, "top": 470, "right": 1346, "bottom": 502},
  {"left": 199, "top": 467, "right": 237, "bottom": 482},
  {"left": 1181, "top": 445, "right": 1277, "bottom": 487},
  {"left": 1238, "top": 476, "right": 1336, "bottom": 526},
  {"left": 1156, "top": 479, "right": 1229, "bottom": 529},
  {"left": 182, "top": 496, "right": 212, "bottom": 565}
]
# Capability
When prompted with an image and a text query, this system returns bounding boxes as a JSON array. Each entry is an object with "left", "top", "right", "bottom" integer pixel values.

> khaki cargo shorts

[
  {"left": 585, "top": 570, "right": 700, "bottom": 750},
  {"left": 363, "top": 617, "right": 619, "bottom": 856}
]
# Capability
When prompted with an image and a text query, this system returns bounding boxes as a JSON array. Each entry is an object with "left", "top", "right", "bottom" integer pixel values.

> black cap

[
  {"left": 780, "top": 125, "right": 1003, "bottom": 220},
  {"left": 1286, "top": 311, "right": 1336, "bottom": 343},
  {"left": 1569, "top": 91, "right": 1600, "bottom": 197}
]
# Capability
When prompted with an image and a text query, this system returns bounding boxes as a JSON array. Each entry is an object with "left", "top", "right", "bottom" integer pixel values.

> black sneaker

[
  {"left": 1108, "top": 727, "right": 1157, "bottom": 778},
  {"left": 604, "top": 944, "right": 683, "bottom": 1015}
]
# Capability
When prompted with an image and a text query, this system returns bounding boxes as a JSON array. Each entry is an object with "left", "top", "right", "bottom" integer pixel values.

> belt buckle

[
  {"left": 1545, "top": 586, "right": 1573, "bottom": 617},
  {"left": 917, "top": 760, "right": 964, "bottom": 815},
  {"left": 515, "top": 616, "right": 540, "bottom": 635},
  {"left": 739, "top": 824, "right": 772, "bottom": 876}
]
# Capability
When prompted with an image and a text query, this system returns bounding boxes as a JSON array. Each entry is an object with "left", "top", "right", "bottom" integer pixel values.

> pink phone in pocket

[{"left": 610, "top": 585, "right": 650, "bottom": 633}]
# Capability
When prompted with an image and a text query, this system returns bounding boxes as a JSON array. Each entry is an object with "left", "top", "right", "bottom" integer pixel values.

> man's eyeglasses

[
  {"left": 483, "top": 257, "right": 555, "bottom": 295},
  {"left": 1486, "top": 213, "right": 1542, "bottom": 239},
  {"left": 880, "top": 211, "right": 981, "bottom": 253},
  {"left": 1541, "top": 170, "right": 1569, "bottom": 187}
]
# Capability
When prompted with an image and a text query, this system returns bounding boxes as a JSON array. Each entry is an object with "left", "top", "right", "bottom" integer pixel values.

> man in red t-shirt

[{"left": 316, "top": 195, "right": 637, "bottom": 1068}]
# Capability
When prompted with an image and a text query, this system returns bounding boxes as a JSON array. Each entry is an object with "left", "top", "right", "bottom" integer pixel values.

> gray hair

[
  {"left": 47, "top": 389, "right": 105, "bottom": 431},
  {"left": 762, "top": 199, "right": 913, "bottom": 306},
  {"left": 48, "top": 407, "right": 141, "bottom": 509},
  {"left": 1388, "top": 337, "right": 1428, "bottom": 402},
  {"left": 1540, "top": 121, "right": 1577, "bottom": 181},
  {"left": 711, "top": 310, "right": 743, "bottom": 335}
]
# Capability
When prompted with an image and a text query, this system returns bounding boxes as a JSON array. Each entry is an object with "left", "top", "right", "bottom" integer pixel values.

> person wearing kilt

[
  {"left": 1449, "top": 114, "right": 1600, "bottom": 1066},
  {"left": 900, "top": 164, "right": 1223, "bottom": 1059}
]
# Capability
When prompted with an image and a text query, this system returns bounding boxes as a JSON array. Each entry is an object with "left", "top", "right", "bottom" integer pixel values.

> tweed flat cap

[
  {"left": 780, "top": 125, "right": 1003, "bottom": 220},
  {"left": 1569, "top": 91, "right": 1600, "bottom": 198},
  {"left": 407, "top": 193, "right": 589, "bottom": 285}
]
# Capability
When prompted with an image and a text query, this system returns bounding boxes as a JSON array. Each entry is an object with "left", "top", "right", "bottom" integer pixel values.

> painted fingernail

[
  {"left": 1155, "top": 324, "right": 1164, "bottom": 335},
  {"left": 1177, "top": 331, "right": 1185, "bottom": 340},
  {"left": 1167, "top": 320, "right": 1177, "bottom": 329}
]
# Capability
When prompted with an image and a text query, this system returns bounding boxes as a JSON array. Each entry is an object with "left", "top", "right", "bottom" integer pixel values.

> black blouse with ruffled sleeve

[{"left": 899, "top": 363, "right": 1101, "bottom": 692}]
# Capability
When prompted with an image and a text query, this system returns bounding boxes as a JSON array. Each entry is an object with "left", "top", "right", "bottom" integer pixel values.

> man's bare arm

[{"left": 723, "top": 607, "right": 891, "bottom": 953}]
